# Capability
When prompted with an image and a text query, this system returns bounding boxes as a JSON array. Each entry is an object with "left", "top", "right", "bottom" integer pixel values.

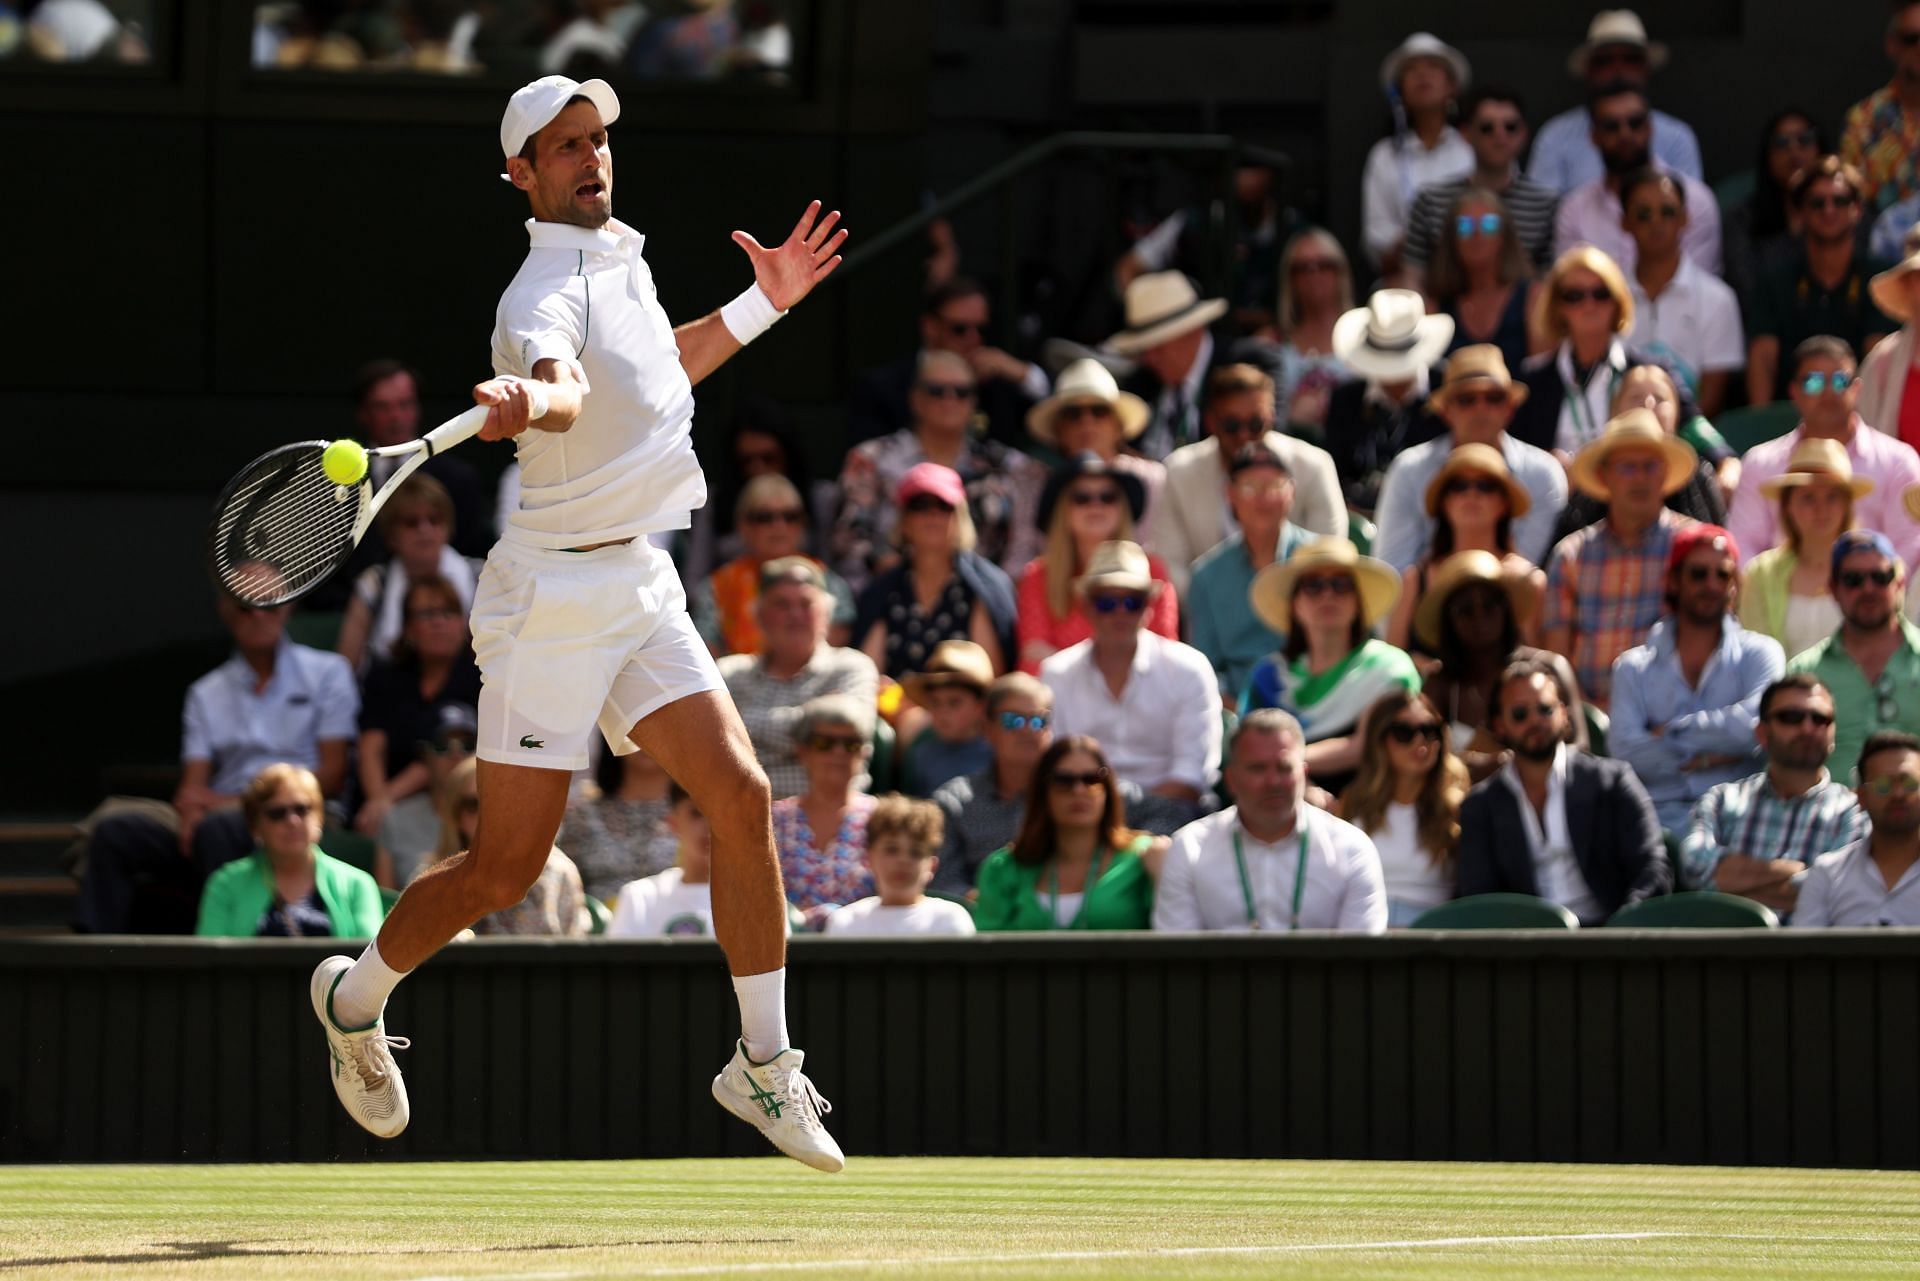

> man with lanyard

[
  {"left": 309, "top": 76, "right": 848, "bottom": 1172},
  {"left": 1152, "top": 709, "right": 1388, "bottom": 933}
]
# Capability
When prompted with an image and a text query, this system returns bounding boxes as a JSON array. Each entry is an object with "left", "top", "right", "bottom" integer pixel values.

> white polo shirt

[
  {"left": 1152, "top": 805, "right": 1388, "bottom": 933},
  {"left": 181, "top": 638, "right": 359, "bottom": 795},
  {"left": 1792, "top": 841, "right": 1920, "bottom": 928},
  {"left": 491, "top": 217, "right": 707, "bottom": 549},
  {"left": 1626, "top": 257, "right": 1745, "bottom": 397},
  {"left": 1040, "top": 632, "right": 1222, "bottom": 792}
]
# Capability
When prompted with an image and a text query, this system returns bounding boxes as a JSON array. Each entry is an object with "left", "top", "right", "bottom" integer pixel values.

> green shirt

[
  {"left": 1785, "top": 617, "right": 1920, "bottom": 783},
  {"left": 195, "top": 847, "right": 387, "bottom": 939},
  {"left": 972, "top": 834, "right": 1155, "bottom": 931}
]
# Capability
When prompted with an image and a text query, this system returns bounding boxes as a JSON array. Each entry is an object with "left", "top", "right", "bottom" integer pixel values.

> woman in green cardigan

[
  {"left": 1738, "top": 437, "right": 1869, "bottom": 661},
  {"left": 973, "top": 736, "right": 1165, "bottom": 931},
  {"left": 196, "top": 763, "right": 385, "bottom": 938}
]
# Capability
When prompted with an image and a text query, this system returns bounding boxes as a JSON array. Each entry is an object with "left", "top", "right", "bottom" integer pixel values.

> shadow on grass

[{"left": 0, "top": 1236, "right": 796, "bottom": 1270}]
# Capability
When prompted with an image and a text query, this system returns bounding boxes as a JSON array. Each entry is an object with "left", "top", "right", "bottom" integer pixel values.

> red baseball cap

[
  {"left": 897, "top": 462, "right": 967, "bottom": 508},
  {"left": 1666, "top": 524, "right": 1740, "bottom": 577}
]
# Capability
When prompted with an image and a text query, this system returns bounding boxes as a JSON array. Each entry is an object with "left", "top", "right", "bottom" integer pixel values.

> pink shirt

[{"left": 1725, "top": 418, "right": 1920, "bottom": 569}]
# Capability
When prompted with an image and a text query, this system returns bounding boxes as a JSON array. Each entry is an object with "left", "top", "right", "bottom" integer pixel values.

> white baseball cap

[{"left": 498, "top": 75, "right": 621, "bottom": 178}]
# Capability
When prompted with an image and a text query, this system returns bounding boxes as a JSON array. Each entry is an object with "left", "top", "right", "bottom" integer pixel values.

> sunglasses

[
  {"left": 1474, "top": 118, "right": 1524, "bottom": 136},
  {"left": 1058, "top": 403, "right": 1116, "bottom": 422},
  {"left": 1386, "top": 721, "right": 1444, "bottom": 745},
  {"left": 1869, "top": 773, "right": 1920, "bottom": 797},
  {"left": 1068, "top": 488, "right": 1122, "bottom": 507},
  {"left": 999, "top": 711, "right": 1050, "bottom": 732},
  {"left": 1291, "top": 258, "right": 1341, "bottom": 276},
  {"left": 744, "top": 508, "right": 806, "bottom": 526},
  {"left": 1447, "top": 389, "right": 1510, "bottom": 410},
  {"left": 918, "top": 382, "right": 977, "bottom": 399},
  {"left": 1455, "top": 212, "right": 1503, "bottom": 239},
  {"left": 1050, "top": 769, "right": 1108, "bottom": 792},
  {"left": 1444, "top": 475, "right": 1506, "bottom": 498},
  {"left": 1596, "top": 112, "right": 1651, "bottom": 135},
  {"left": 1682, "top": 564, "right": 1735, "bottom": 584},
  {"left": 904, "top": 494, "right": 957, "bottom": 514},
  {"left": 1295, "top": 575, "right": 1356, "bottom": 598},
  {"left": 735, "top": 447, "right": 784, "bottom": 469},
  {"left": 264, "top": 802, "right": 314, "bottom": 822},
  {"left": 1630, "top": 203, "right": 1681, "bottom": 223},
  {"left": 806, "top": 734, "right": 866, "bottom": 754},
  {"left": 1838, "top": 567, "right": 1898, "bottom": 590},
  {"left": 1800, "top": 371, "right": 1855, "bottom": 396},
  {"left": 1558, "top": 285, "right": 1614, "bottom": 307},
  {"left": 943, "top": 319, "right": 987, "bottom": 338},
  {"left": 1503, "top": 701, "right": 1559, "bottom": 724},
  {"left": 1213, "top": 414, "right": 1273, "bottom": 438},
  {"left": 1770, "top": 129, "right": 1818, "bottom": 151},
  {"left": 406, "top": 606, "right": 461, "bottom": 622},
  {"left": 1878, "top": 673, "right": 1902, "bottom": 724},
  {"left": 1233, "top": 478, "right": 1290, "bottom": 500},
  {"left": 1803, "top": 193, "right": 1858, "bottom": 212},
  {"left": 1767, "top": 708, "right": 1835, "bottom": 728},
  {"left": 1090, "top": 593, "right": 1147, "bottom": 614}
]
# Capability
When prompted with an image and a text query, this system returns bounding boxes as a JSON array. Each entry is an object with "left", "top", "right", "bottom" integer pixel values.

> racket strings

[{"left": 210, "top": 448, "right": 365, "bottom": 605}]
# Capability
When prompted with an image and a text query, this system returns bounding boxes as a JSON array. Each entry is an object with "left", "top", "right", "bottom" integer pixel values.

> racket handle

[{"left": 420, "top": 403, "right": 492, "bottom": 457}]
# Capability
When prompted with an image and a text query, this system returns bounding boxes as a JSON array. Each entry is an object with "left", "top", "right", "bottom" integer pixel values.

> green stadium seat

[
  {"left": 322, "top": 827, "right": 377, "bottom": 874},
  {"left": 286, "top": 610, "right": 345, "bottom": 652},
  {"left": 585, "top": 894, "right": 612, "bottom": 935},
  {"left": 379, "top": 886, "right": 400, "bottom": 913},
  {"left": 1714, "top": 402, "right": 1799, "bottom": 456},
  {"left": 1604, "top": 891, "right": 1779, "bottom": 929},
  {"left": 1411, "top": 893, "right": 1579, "bottom": 929},
  {"left": 1347, "top": 513, "right": 1377, "bottom": 557},
  {"left": 1583, "top": 702, "right": 1610, "bottom": 757}
]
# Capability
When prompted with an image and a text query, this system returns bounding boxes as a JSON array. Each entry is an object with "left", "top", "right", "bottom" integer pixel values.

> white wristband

[
  {"left": 499, "top": 375, "right": 550, "bottom": 421},
  {"left": 720, "top": 283, "right": 788, "bottom": 345}
]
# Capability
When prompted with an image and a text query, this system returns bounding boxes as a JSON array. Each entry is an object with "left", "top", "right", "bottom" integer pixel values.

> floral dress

[{"left": 772, "top": 793, "right": 879, "bottom": 910}]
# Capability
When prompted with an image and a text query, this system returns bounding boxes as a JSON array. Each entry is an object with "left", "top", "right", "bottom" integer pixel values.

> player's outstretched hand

[
  {"left": 733, "top": 200, "right": 847, "bottom": 312},
  {"left": 474, "top": 377, "right": 536, "bottom": 441}
]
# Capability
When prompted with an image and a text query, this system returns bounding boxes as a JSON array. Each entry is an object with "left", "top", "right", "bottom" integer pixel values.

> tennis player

[{"left": 310, "top": 75, "right": 848, "bottom": 1172}]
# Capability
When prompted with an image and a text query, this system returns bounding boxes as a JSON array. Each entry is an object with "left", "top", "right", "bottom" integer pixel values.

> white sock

[
  {"left": 330, "top": 940, "right": 408, "bottom": 1030},
  {"left": 732, "top": 968, "right": 789, "bottom": 1063}
]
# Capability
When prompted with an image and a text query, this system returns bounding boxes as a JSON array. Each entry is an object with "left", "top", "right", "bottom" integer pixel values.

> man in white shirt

[
  {"left": 824, "top": 797, "right": 976, "bottom": 938},
  {"left": 1794, "top": 730, "right": 1920, "bottom": 927},
  {"left": 1361, "top": 32, "right": 1474, "bottom": 273},
  {"left": 1620, "top": 170, "right": 1744, "bottom": 417},
  {"left": 1041, "top": 541, "right": 1222, "bottom": 827},
  {"left": 1527, "top": 10, "right": 1703, "bottom": 194},
  {"left": 1552, "top": 85, "right": 1720, "bottom": 278},
  {"left": 1153, "top": 709, "right": 1387, "bottom": 933},
  {"left": 311, "top": 75, "right": 846, "bottom": 1172}
]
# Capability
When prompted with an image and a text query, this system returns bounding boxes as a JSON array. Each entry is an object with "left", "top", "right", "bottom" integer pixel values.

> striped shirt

[
  {"left": 1543, "top": 508, "right": 1694, "bottom": 706},
  {"left": 1401, "top": 174, "right": 1560, "bottom": 273},
  {"left": 1677, "top": 769, "right": 1865, "bottom": 891}
]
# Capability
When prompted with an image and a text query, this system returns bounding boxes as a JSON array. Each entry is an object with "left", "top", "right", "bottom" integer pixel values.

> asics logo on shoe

[
  {"left": 519, "top": 735, "right": 545, "bottom": 749},
  {"left": 749, "top": 1079, "right": 784, "bottom": 1119}
]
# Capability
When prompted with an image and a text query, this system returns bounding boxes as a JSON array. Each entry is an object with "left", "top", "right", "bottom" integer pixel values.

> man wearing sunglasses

[
  {"left": 1552, "top": 83, "right": 1719, "bottom": 279},
  {"left": 1401, "top": 85, "right": 1560, "bottom": 283},
  {"left": 1794, "top": 729, "right": 1920, "bottom": 927},
  {"left": 1620, "top": 170, "right": 1744, "bottom": 418},
  {"left": 1840, "top": 2, "right": 1920, "bottom": 216},
  {"left": 1527, "top": 10, "right": 1702, "bottom": 196},
  {"left": 1678, "top": 675, "right": 1864, "bottom": 916},
  {"left": 1786, "top": 530, "right": 1920, "bottom": 784},
  {"left": 1609, "top": 526, "right": 1785, "bottom": 833},
  {"left": 1727, "top": 337, "right": 1920, "bottom": 569},
  {"left": 1746, "top": 160, "right": 1896, "bottom": 406}
]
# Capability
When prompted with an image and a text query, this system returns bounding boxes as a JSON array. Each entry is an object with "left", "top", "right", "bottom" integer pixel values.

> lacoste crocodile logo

[{"left": 519, "top": 735, "right": 546, "bottom": 749}]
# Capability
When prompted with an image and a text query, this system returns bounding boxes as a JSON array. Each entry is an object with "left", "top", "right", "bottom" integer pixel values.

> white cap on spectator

[{"left": 498, "top": 75, "right": 621, "bottom": 179}]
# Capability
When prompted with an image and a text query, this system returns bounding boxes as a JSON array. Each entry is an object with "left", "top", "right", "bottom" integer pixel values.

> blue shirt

[
  {"left": 1870, "top": 191, "right": 1920, "bottom": 263},
  {"left": 181, "top": 637, "right": 360, "bottom": 795},
  {"left": 1609, "top": 616, "right": 1785, "bottom": 832},
  {"left": 1527, "top": 105, "right": 1704, "bottom": 194},
  {"left": 1187, "top": 523, "right": 1311, "bottom": 698},
  {"left": 1371, "top": 433, "right": 1569, "bottom": 574}
]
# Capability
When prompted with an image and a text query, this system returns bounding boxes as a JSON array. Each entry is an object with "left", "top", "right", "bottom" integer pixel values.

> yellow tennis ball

[{"left": 321, "top": 439, "right": 368, "bottom": 486}]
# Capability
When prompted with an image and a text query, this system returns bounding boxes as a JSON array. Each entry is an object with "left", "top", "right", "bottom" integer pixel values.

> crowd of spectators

[{"left": 69, "top": 5, "right": 1920, "bottom": 939}]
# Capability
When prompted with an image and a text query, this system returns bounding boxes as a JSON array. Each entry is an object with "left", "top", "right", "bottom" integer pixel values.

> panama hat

[
  {"left": 1758, "top": 437, "right": 1874, "bottom": 502},
  {"left": 1568, "top": 10, "right": 1668, "bottom": 77},
  {"left": 1074, "top": 540, "right": 1160, "bottom": 597},
  {"left": 1567, "top": 407, "right": 1697, "bottom": 501},
  {"left": 1036, "top": 452, "right": 1147, "bottom": 531},
  {"left": 1414, "top": 550, "right": 1536, "bottom": 651},
  {"left": 1104, "top": 272, "right": 1229, "bottom": 356},
  {"left": 1333, "top": 290, "right": 1455, "bottom": 382},
  {"left": 901, "top": 640, "right": 995, "bottom": 708},
  {"left": 1027, "top": 359, "right": 1151, "bottom": 445},
  {"left": 1423, "top": 442, "right": 1533, "bottom": 518},
  {"left": 1380, "top": 32, "right": 1470, "bottom": 94},
  {"left": 1871, "top": 225, "right": 1920, "bottom": 324},
  {"left": 1249, "top": 536, "right": 1401, "bottom": 636},
  {"left": 1425, "top": 343, "right": 1529, "bottom": 415}
]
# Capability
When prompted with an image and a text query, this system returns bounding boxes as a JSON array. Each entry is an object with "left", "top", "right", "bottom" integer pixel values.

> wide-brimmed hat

[
  {"left": 1567, "top": 407, "right": 1697, "bottom": 501},
  {"left": 1027, "top": 358, "right": 1151, "bottom": 445},
  {"left": 1074, "top": 540, "right": 1160, "bottom": 597},
  {"left": 1568, "top": 10, "right": 1668, "bottom": 77},
  {"left": 1249, "top": 536, "right": 1401, "bottom": 636},
  {"left": 1414, "top": 550, "right": 1536, "bottom": 651},
  {"left": 1758, "top": 436, "right": 1875, "bottom": 502},
  {"left": 901, "top": 640, "right": 995, "bottom": 708},
  {"left": 1104, "top": 272, "right": 1229, "bottom": 356},
  {"left": 1871, "top": 226, "right": 1920, "bottom": 323},
  {"left": 1425, "top": 343, "right": 1529, "bottom": 414},
  {"left": 1423, "top": 441, "right": 1534, "bottom": 518},
  {"left": 1036, "top": 452, "right": 1147, "bottom": 531},
  {"left": 1380, "top": 31, "right": 1470, "bottom": 93},
  {"left": 1333, "top": 290, "right": 1455, "bottom": 381}
]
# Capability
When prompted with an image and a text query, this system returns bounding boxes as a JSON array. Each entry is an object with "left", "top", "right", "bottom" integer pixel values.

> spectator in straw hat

[
  {"left": 1040, "top": 541, "right": 1222, "bottom": 823},
  {"left": 1107, "top": 270, "right": 1230, "bottom": 460},
  {"left": 1527, "top": 10, "right": 1703, "bottom": 194},
  {"left": 1024, "top": 358, "right": 1165, "bottom": 541},
  {"left": 1361, "top": 32, "right": 1473, "bottom": 274},
  {"left": 1320, "top": 289, "right": 1453, "bottom": 515},
  {"left": 1546, "top": 364, "right": 1730, "bottom": 547},
  {"left": 1371, "top": 344, "right": 1567, "bottom": 573},
  {"left": 1188, "top": 443, "right": 1316, "bottom": 701},
  {"left": 1243, "top": 537, "right": 1421, "bottom": 790},
  {"left": 1542, "top": 407, "right": 1699, "bottom": 708},
  {"left": 899, "top": 640, "right": 996, "bottom": 798},
  {"left": 1860, "top": 225, "right": 1920, "bottom": 447},
  {"left": 1740, "top": 439, "right": 1873, "bottom": 658}
]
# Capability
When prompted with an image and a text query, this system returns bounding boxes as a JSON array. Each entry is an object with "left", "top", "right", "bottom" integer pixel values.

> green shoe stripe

[
  {"left": 740, "top": 1038, "right": 790, "bottom": 1069},
  {"left": 326, "top": 971, "right": 380, "bottom": 1035}
]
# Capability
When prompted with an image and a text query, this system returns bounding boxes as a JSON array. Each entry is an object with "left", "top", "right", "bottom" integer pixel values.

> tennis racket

[{"left": 206, "top": 404, "right": 491, "bottom": 608}]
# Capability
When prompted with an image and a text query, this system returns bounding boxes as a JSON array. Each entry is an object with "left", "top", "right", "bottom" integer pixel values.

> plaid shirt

[
  {"left": 1677, "top": 769, "right": 1866, "bottom": 891},
  {"left": 717, "top": 644, "right": 879, "bottom": 800},
  {"left": 1544, "top": 508, "right": 1693, "bottom": 705}
]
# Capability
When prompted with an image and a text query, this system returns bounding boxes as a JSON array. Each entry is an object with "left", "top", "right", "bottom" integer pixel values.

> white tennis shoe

[
  {"left": 712, "top": 1042, "right": 845, "bottom": 1172},
  {"left": 310, "top": 956, "right": 411, "bottom": 1139}
]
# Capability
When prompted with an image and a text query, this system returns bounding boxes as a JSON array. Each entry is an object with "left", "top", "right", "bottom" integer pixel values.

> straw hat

[
  {"left": 1567, "top": 407, "right": 1697, "bottom": 501},
  {"left": 1870, "top": 225, "right": 1920, "bottom": 324},
  {"left": 1333, "top": 290, "right": 1455, "bottom": 381},
  {"left": 1249, "top": 536, "right": 1401, "bottom": 636},
  {"left": 1104, "top": 272, "right": 1229, "bottom": 356},
  {"left": 1568, "top": 10, "right": 1668, "bottom": 77},
  {"left": 1423, "top": 441, "right": 1534, "bottom": 517},
  {"left": 1074, "top": 540, "right": 1160, "bottom": 597},
  {"left": 1904, "top": 483, "right": 1920, "bottom": 523},
  {"left": 1414, "top": 550, "right": 1536, "bottom": 651},
  {"left": 1379, "top": 32, "right": 1470, "bottom": 93},
  {"left": 1757, "top": 436, "right": 1875, "bottom": 502},
  {"left": 900, "top": 640, "right": 995, "bottom": 708},
  {"left": 1026, "top": 358, "right": 1151, "bottom": 444},
  {"left": 1425, "top": 343, "right": 1529, "bottom": 414}
]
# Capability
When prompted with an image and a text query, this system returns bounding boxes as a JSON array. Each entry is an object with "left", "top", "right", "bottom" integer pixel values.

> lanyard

[
  {"left": 1231, "top": 826, "right": 1310, "bottom": 930},
  {"left": 1046, "top": 846, "right": 1109, "bottom": 930},
  {"left": 1560, "top": 353, "right": 1622, "bottom": 448}
]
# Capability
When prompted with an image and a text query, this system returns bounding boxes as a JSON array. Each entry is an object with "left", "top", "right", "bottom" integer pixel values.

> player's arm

[
  {"left": 676, "top": 200, "right": 848, "bottom": 387},
  {"left": 473, "top": 359, "right": 588, "bottom": 442}
]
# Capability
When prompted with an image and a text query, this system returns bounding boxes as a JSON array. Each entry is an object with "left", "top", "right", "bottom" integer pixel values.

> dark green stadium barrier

[{"left": 3, "top": 933, "right": 1918, "bottom": 1168}]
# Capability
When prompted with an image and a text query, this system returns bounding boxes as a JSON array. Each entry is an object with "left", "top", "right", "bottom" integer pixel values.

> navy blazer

[
  {"left": 1508, "top": 345, "right": 1687, "bottom": 454},
  {"left": 1454, "top": 751, "right": 1671, "bottom": 922}
]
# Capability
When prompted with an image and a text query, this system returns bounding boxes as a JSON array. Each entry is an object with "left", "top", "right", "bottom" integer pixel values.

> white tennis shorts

[{"left": 470, "top": 538, "right": 722, "bottom": 770}]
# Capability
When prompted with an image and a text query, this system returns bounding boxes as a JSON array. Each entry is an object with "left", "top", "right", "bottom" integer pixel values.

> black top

[
  {"left": 358, "top": 654, "right": 483, "bottom": 779},
  {"left": 1320, "top": 370, "right": 1449, "bottom": 514}
]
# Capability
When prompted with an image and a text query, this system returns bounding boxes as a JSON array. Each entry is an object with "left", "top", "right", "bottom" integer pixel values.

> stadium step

[{"left": 0, "top": 821, "right": 81, "bottom": 934}]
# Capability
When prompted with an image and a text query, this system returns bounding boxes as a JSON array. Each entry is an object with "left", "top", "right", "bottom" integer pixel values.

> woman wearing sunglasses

[
  {"left": 772, "top": 694, "right": 880, "bottom": 922},
  {"left": 1722, "top": 109, "right": 1825, "bottom": 309},
  {"left": 691, "top": 473, "right": 856, "bottom": 658},
  {"left": 336, "top": 473, "right": 483, "bottom": 678},
  {"left": 418, "top": 757, "right": 590, "bottom": 936},
  {"left": 1426, "top": 187, "right": 1539, "bottom": 374},
  {"left": 1510, "top": 246, "right": 1650, "bottom": 459},
  {"left": 1336, "top": 692, "right": 1468, "bottom": 925},
  {"left": 1016, "top": 452, "right": 1178, "bottom": 673},
  {"left": 196, "top": 764, "right": 385, "bottom": 938},
  {"left": 972, "top": 736, "right": 1162, "bottom": 931},
  {"left": 1383, "top": 442, "right": 1544, "bottom": 653}
]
